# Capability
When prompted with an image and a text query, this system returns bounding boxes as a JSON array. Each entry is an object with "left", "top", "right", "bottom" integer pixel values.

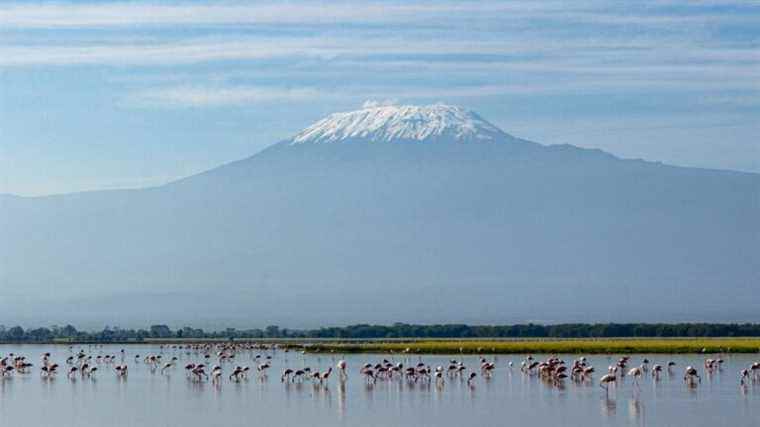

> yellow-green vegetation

[{"left": 303, "top": 338, "right": 760, "bottom": 354}]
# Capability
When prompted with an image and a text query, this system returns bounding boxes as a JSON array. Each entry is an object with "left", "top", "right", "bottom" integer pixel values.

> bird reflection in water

[
  {"left": 363, "top": 381, "right": 375, "bottom": 396},
  {"left": 601, "top": 396, "right": 616, "bottom": 417},
  {"left": 319, "top": 381, "right": 332, "bottom": 411},
  {"left": 337, "top": 381, "right": 346, "bottom": 420},
  {"left": 628, "top": 397, "right": 645, "bottom": 426}
]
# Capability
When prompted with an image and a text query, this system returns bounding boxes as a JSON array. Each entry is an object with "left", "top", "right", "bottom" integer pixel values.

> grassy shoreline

[{"left": 302, "top": 338, "right": 760, "bottom": 354}]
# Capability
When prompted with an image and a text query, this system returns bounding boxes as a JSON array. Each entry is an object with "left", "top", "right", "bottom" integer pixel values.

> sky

[{"left": 1, "top": 0, "right": 758, "bottom": 196}]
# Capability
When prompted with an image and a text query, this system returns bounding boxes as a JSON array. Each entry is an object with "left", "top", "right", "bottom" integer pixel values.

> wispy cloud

[
  {"left": 2, "top": 1, "right": 753, "bottom": 111},
  {"left": 127, "top": 77, "right": 760, "bottom": 109},
  {"left": 1, "top": 1, "right": 758, "bottom": 106},
  {"left": 1, "top": 1, "right": 757, "bottom": 28},
  {"left": 126, "top": 83, "right": 556, "bottom": 108},
  {"left": 128, "top": 85, "right": 325, "bottom": 107},
  {"left": 700, "top": 93, "right": 760, "bottom": 108},
  {"left": 2, "top": 1, "right": 758, "bottom": 73},
  {"left": 0, "top": 2, "right": 577, "bottom": 28},
  {"left": 0, "top": 38, "right": 343, "bottom": 66},
  {"left": 3, "top": 35, "right": 759, "bottom": 69}
]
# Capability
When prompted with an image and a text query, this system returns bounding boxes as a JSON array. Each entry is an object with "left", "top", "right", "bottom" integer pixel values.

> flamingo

[
  {"left": 211, "top": 366, "right": 223, "bottom": 383},
  {"left": 361, "top": 368, "right": 376, "bottom": 384},
  {"left": 628, "top": 366, "right": 644, "bottom": 386},
  {"left": 749, "top": 362, "right": 760, "bottom": 380},
  {"left": 337, "top": 360, "right": 347, "bottom": 379},
  {"left": 599, "top": 374, "right": 616, "bottom": 394},
  {"left": 229, "top": 366, "right": 244, "bottom": 381},
  {"left": 684, "top": 366, "right": 701, "bottom": 385},
  {"left": 481, "top": 362, "right": 495, "bottom": 377},
  {"left": 191, "top": 366, "right": 208, "bottom": 381},
  {"left": 161, "top": 362, "right": 174, "bottom": 374},
  {"left": 457, "top": 364, "right": 467, "bottom": 376},
  {"left": 257, "top": 362, "right": 270, "bottom": 376},
  {"left": 184, "top": 363, "right": 196, "bottom": 377},
  {"left": 115, "top": 365, "right": 128, "bottom": 377},
  {"left": 435, "top": 370, "right": 444, "bottom": 386},
  {"left": 652, "top": 364, "right": 663, "bottom": 379},
  {"left": 467, "top": 372, "right": 477, "bottom": 385},
  {"left": 41, "top": 364, "right": 59, "bottom": 377},
  {"left": 320, "top": 367, "right": 332, "bottom": 384},
  {"left": 2, "top": 366, "right": 14, "bottom": 377},
  {"left": 740, "top": 369, "right": 750, "bottom": 386}
]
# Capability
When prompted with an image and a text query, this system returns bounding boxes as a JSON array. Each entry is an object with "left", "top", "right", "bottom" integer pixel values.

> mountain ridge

[
  {"left": 1, "top": 104, "right": 758, "bottom": 327},
  {"left": 2, "top": 103, "right": 758, "bottom": 198}
]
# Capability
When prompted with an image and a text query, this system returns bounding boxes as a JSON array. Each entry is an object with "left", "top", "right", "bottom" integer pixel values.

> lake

[{"left": 0, "top": 344, "right": 757, "bottom": 426}]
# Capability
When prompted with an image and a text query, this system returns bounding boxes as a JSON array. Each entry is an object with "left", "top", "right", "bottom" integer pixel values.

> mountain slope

[{"left": 1, "top": 104, "right": 758, "bottom": 327}]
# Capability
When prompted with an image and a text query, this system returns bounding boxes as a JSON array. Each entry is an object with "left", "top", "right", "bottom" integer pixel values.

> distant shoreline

[
  {"left": 3, "top": 322, "right": 760, "bottom": 344},
  {"left": 2, "top": 337, "right": 760, "bottom": 354}
]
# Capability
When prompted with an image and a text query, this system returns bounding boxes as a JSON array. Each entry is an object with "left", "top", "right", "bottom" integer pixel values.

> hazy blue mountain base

[{"left": 2, "top": 132, "right": 758, "bottom": 328}]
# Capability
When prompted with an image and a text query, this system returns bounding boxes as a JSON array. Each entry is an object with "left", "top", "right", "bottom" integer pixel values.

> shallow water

[{"left": 0, "top": 344, "right": 757, "bottom": 426}]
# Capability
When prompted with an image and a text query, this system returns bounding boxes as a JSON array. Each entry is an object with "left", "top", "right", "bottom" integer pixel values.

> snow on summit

[{"left": 291, "top": 103, "right": 507, "bottom": 144}]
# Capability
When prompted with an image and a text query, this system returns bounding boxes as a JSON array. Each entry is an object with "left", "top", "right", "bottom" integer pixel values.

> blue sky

[{"left": 1, "top": 0, "right": 758, "bottom": 195}]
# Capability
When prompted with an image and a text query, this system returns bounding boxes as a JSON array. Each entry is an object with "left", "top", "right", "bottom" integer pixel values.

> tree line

[{"left": 2, "top": 323, "right": 760, "bottom": 343}]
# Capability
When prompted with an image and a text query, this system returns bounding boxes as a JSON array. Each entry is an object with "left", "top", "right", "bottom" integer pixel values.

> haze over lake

[{"left": 2, "top": 103, "right": 758, "bottom": 328}]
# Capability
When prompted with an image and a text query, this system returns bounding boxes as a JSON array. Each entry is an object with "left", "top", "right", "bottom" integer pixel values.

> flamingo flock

[{"left": 0, "top": 343, "right": 758, "bottom": 400}]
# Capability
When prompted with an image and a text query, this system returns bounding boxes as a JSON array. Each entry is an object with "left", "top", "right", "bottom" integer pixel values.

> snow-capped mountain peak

[{"left": 291, "top": 103, "right": 508, "bottom": 144}]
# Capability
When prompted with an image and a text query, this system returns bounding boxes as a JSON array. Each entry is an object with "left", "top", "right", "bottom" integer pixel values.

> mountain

[{"left": 1, "top": 104, "right": 758, "bottom": 328}]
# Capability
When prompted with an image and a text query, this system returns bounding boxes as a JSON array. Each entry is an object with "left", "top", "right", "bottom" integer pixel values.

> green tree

[{"left": 149, "top": 324, "right": 172, "bottom": 338}]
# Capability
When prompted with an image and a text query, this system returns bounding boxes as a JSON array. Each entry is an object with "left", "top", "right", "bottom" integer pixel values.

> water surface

[{"left": 0, "top": 344, "right": 757, "bottom": 426}]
